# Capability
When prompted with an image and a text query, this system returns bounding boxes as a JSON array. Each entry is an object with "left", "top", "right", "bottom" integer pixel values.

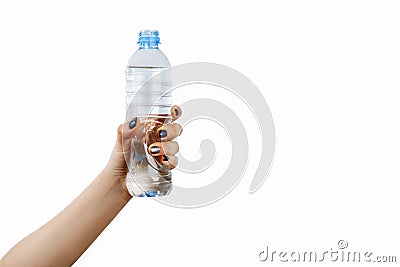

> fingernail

[
  {"left": 150, "top": 146, "right": 160, "bottom": 154},
  {"left": 159, "top": 129, "right": 167, "bottom": 138},
  {"left": 129, "top": 117, "right": 137, "bottom": 129},
  {"left": 163, "top": 155, "right": 169, "bottom": 161},
  {"left": 174, "top": 108, "right": 179, "bottom": 116}
]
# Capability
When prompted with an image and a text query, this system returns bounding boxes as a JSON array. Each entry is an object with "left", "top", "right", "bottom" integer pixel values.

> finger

[
  {"left": 121, "top": 117, "right": 141, "bottom": 151},
  {"left": 116, "top": 118, "right": 139, "bottom": 146},
  {"left": 156, "top": 123, "right": 183, "bottom": 141},
  {"left": 170, "top": 105, "right": 182, "bottom": 122},
  {"left": 122, "top": 117, "right": 141, "bottom": 139},
  {"left": 160, "top": 154, "right": 178, "bottom": 169},
  {"left": 148, "top": 141, "right": 179, "bottom": 156}
]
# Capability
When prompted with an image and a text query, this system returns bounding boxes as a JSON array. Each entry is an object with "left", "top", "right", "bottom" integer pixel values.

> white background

[{"left": 0, "top": 0, "right": 399, "bottom": 266}]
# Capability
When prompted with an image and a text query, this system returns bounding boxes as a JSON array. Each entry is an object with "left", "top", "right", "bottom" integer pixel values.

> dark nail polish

[
  {"left": 159, "top": 129, "right": 167, "bottom": 138},
  {"left": 129, "top": 117, "right": 137, "bottom": 129},
  {"left": 150, "top": 146, "right": 160, "bottom": 154},
  {"left": 174, "top": 108, "right": 179, "bottom": 116},
  {"left": 163, "top": 155, "right": 169, "bottom": 161}
]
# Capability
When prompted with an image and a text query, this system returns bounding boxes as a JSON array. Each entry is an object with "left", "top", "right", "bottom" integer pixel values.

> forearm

[{"left": 0, "top": 166, "right": 132, "bottom": 267}]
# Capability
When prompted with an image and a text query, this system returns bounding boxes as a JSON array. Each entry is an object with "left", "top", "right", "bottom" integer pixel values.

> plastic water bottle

[{"left": 125, "top": 30, "right": 172, "bottom": 197}]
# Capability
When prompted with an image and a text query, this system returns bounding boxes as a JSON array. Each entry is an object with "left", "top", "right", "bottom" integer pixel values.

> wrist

[{"left": 102, "top": 164, "right": 133, "bottom": 203}]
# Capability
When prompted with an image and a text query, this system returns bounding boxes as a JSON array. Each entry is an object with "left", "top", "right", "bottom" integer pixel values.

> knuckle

[
  {"left": 172, "top": 141, "right": 179, "bottom": 149},
  {"left": 118, "top": 124, "right": 124, "bottom": 134},
  {"left": 175, "top": 124, "right": 183, "bottom": 136}
]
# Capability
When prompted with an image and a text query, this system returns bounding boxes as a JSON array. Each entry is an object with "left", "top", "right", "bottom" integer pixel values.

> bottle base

[{"left": 126, "top": 172, "right": 172, "bottom": 197}]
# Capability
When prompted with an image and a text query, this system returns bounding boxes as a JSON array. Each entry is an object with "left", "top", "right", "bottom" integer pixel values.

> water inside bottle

[{"left": 125, "top": 56, "right": 172, "bottom": 197}]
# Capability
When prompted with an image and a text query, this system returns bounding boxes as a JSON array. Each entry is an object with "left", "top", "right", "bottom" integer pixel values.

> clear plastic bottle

[{"left": 125, "top": 30, "right": 172, "bottom": 197}]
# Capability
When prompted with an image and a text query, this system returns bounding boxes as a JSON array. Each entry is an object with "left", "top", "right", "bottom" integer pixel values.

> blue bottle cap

[{"left": 138, "top": 30, "right": 160, "bottom": 49}]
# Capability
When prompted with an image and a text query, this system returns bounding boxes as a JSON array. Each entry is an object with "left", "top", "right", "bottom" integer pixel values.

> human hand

[{"left": 107, "top": 105, "right": 183, "bottom": 199}]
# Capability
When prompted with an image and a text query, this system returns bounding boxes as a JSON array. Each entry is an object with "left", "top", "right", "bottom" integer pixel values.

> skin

[{"left": 0, "top": 106, "right": 183, "bottom": 267}]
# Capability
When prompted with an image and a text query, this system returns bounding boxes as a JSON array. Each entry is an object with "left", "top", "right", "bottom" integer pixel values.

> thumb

[{"left": 116, "top": 117, "right": 141, "bottom": 153}]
